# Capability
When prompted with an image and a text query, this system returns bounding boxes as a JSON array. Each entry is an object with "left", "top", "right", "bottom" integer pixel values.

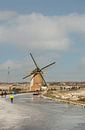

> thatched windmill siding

[{"left": 30, "top": 73, "right": 44, "bottom": 91}]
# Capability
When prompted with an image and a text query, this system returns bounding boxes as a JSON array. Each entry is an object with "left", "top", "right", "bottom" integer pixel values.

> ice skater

[{"left": 10, "top": 94, "right": 14, "bottom": 103}]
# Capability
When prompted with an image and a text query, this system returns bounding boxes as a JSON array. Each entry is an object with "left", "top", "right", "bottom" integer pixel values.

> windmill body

[
  {"left": 30, "top": 73, "right": 44, "bottom": 91},
  {"left": 23, "top": 53, "right": 56, "bottom": 92}
]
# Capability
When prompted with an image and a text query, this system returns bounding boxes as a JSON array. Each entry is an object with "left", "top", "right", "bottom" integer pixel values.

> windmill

[{"left": 23, "top": 53, "right": 56, "bottom": 91}]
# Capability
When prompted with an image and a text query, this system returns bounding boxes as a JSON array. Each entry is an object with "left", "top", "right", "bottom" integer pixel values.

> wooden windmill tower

[{"left": 23, "top": 53, "right": 56, "bottom": 91}]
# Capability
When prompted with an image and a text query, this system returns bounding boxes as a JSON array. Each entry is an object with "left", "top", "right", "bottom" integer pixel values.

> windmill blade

[
  {"left": 39, "top": 72, "right": 48, "bottom": 87},
  {"left": 23, "top": 74, "right": 32, "bottom": 79},
  {"left": 30, "top": 53, "right": 39, "bottom": 68},
  {"left": 41, "top": 62, "right": 56, "bottom": 71}
]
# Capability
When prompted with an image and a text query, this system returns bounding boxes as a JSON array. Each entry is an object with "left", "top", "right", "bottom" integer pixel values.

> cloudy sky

[{"left": 0, "top": 0, "right": 85, "bottom": 82}]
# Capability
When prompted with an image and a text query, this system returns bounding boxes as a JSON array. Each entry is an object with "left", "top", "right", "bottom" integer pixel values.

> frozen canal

[{"left": 0, "top": 93, "right": 85, "bottom": 130}]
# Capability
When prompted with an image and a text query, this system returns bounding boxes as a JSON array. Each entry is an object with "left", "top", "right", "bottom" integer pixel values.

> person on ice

[
  {"left": 1, "top": 91, "right": 3, "bottom": 97},
  {"left": 10, "top": 94, "right": 14, "bottom": 103},
  {"left": 4, "top": 90, "right": 7, "bottom": 98}
]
